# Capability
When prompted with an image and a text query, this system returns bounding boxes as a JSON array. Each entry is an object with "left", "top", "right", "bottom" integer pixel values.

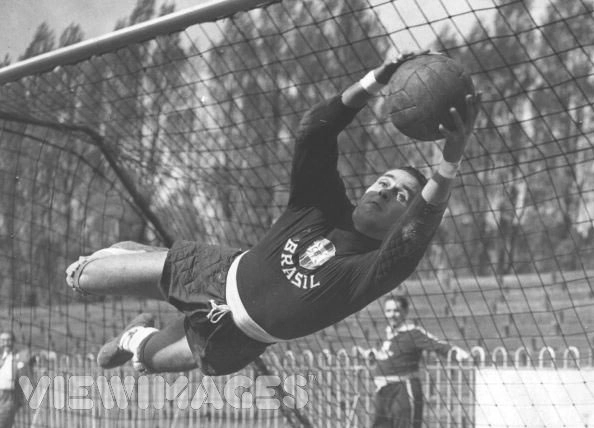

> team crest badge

[{"left": 299, "top": 238, "right": 336, "bottom": 271}]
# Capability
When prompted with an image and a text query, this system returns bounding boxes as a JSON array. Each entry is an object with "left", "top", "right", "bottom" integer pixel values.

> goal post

[
  {"left": 0, "top": 0, "right": 593, "bottom": 427},
  {"left": 0, "top": 0, "right": 279, "bottom": 85}
]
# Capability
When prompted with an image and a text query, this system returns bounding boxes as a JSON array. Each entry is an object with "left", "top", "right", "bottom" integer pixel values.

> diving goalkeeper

[{"left": 65, "top": 52, "right": 481, "bottom": 376}]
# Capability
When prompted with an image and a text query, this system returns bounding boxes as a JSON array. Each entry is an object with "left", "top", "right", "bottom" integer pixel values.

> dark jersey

[
  {"left": 375, "top": 322, "right": 452, "bottom": 376},
  {"left": 236, "top": 96, "right": 446, "bottom": 340}
]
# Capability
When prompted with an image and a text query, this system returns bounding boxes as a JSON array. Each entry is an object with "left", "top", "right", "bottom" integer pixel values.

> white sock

[{"left": 119, "top": 326, "right": 158, "bottom": 358}]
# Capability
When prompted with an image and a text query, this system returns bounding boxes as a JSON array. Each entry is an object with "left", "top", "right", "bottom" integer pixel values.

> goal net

[{"left": 0, "top": 0, "right": 592, "bottom": 427}]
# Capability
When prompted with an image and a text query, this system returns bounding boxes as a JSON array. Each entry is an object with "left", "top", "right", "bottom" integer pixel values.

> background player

[
  {"left": 360, "top": 296, "right": 469, "bottom": 428},
  {"left": 0, "top": 332, "right": 33, "bottom": 428},
  {"left": 65, "top": 51, "right": 481, "bottom": 376}
]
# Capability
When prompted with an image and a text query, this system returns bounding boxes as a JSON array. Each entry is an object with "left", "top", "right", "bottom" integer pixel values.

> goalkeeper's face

[{"left": 352, "top": 169, "right": 423, "bottom": 240}]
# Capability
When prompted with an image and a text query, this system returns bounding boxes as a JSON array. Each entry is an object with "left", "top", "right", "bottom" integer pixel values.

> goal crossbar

[{"left": 0, "top": 0, "right": 279, "bottom": 85}]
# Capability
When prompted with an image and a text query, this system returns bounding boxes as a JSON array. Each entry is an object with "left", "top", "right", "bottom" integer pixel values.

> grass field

[
  {"left": 3, "top": 269, "right": 592, "bottom": 428},
  {"left": 283, "top": 268, "right": 594, "bottom": 358},
  {"left": 4, "top": 269, "right": 594, "bottom": 361}
]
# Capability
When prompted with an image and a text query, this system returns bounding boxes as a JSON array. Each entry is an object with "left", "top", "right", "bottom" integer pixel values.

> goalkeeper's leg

[
  {"left": 83, "top": 240, "right": 268, "bottom": 376},
  {"left": 98, "top": 316, "right": 198, "bottom": 372},
  {"left": 65, "top": 241, "right": 167, "bottom": 299},
  {"left": 100, "top": 313, "right": 268, "bottom": 375}
]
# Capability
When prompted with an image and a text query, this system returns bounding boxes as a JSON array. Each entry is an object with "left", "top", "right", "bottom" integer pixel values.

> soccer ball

[{"left": 388, "top": 53, "right": 475, "bottom": 141}]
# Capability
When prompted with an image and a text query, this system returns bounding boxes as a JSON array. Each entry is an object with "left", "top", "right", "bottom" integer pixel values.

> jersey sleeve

[
  {"left": 373, "top": 194, "right": 447, "bottom": 284},
  {"left": 348, "top": 193, "right": 448, "bottom": 303},
  {"left": 288, "top": 95, "right": 362, "bottom": 217},
  {"left": 410, "top": 326, "right": 452, "bottom": 355}
]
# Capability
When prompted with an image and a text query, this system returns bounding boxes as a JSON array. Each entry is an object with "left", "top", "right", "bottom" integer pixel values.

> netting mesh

[{"left": 0, "top": 0, "right": 593, "bottom": 426}]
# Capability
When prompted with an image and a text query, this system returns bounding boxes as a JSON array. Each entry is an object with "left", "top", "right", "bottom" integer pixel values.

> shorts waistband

[
  {"left": 373, "top": 372, "right": 419, "bottom": 390},
  {"left": 225, "top": 251, "right": 285, "bottom": 344},
  {"left": 374, "top": 373, "right": 419, "bottom": 383}
]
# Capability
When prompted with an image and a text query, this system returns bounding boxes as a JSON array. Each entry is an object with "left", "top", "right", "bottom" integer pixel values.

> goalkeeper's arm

[
  {"left": 340, "top": 51, "right": 482, "bottom": 206},
  {"left": 421, "top": 92, "right": 482, "bottom": 204},
  {"left": 341, "top": 51, "right": 428, "bottom": 108}
]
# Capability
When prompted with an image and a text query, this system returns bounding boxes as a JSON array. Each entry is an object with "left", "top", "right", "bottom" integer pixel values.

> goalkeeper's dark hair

[{"left": 398, "top": 166, "right": 428, "bottom": 188}]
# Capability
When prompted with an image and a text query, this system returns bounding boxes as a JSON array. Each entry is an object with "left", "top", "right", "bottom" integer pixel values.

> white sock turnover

[{"left": 119, "top": 326, "right": 159, "bottom": 358}]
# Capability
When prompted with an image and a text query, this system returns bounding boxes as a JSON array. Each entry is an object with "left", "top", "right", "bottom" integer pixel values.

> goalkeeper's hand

[
  {"left": 440, "top": 91, "right": 482, "bottom": 163},
  {"left": 375, "top": 50, "right": 431, "bottom": 84}
]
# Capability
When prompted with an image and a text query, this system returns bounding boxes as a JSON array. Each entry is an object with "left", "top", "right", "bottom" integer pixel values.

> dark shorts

[
  {"left": 372, "top": 379, "right": 423, "bottom": 428},
  {"left": 0, "top": 390, "right": 19, "bottom": 428},
  {"left": 159, "top": 240, "right": 268, "bottom": 376}
]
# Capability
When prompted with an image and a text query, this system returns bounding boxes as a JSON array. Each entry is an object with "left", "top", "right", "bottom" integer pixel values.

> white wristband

[
  {"left": 438, "top": 160, "right": 461, "bottom": 179},
  {"left": 359, "top": 71, "right": 385, "bottom": 95}
]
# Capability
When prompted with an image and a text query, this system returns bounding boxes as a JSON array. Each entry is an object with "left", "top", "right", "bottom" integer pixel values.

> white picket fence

[{"left": 12, "top": 345, "right": 592, "bottom": 428}]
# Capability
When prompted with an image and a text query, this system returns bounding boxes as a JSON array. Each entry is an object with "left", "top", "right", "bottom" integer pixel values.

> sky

[
  {"left": 0, "top": 0, "right": 485, "bottom": 62},
  {"left": 0, "top": 0, "right": 209, "bottom": 61},
  {"left": 0, "top": 0, "right": 547, "bottom": 64}
]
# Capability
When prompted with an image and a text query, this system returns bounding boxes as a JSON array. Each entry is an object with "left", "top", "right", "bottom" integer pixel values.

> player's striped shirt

[{"left": 375, "top": 322, "right": 452, "bottom": 376}]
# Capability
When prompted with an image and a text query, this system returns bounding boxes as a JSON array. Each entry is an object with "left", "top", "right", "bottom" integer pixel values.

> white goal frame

[{"left": 0, "top": 0, "right": 278, "bottom": 85}]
